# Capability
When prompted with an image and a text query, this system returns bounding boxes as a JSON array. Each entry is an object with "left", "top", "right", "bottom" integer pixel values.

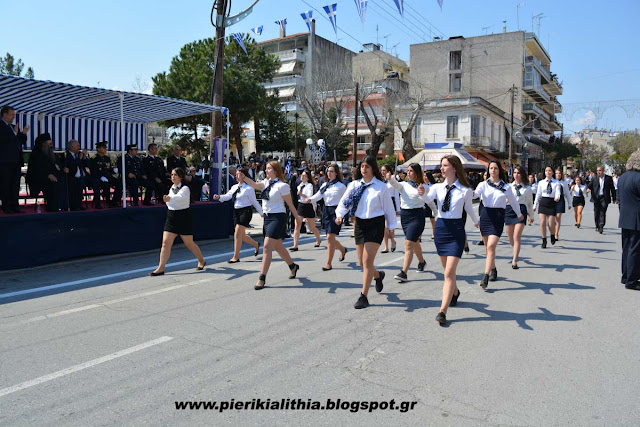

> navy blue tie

[
  {"left": 515, "top": 184, "right": 522, "bottom": 197},
  {"left": 442, "top": 184, "right": 456, "bottom": 212},
  {"left": 546, "top": 180, "right": 552, "bottom": 194},
  {"left": 487, "top": 179, "right": 507, "bottom": 192},
  {"left": 320, "top": 179, "right": 339, "bottom": 195},
  {"left": 261, "top": 179, "right": 278, "bottom": 201},
  {"left": 407, "top": 180, "right": 419, "bottom": 189},
  {"left": 342, "top": 181, "right": 372, "bottom": 217}
]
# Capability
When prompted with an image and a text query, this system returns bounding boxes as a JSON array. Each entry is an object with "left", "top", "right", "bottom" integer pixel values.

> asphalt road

[{"left": 0, "top": 203, "right": 637, "bottom": 426}]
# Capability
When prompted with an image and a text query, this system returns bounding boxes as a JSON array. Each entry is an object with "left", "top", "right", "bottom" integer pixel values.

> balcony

[
  {"left": 273, "top": 49, "right": 306, "bottom": 63},
  {"left": 463, "top": 136, "right": 501, "bottom": 152},
  {"left": 522, "top": 102, "right": 546, "bottom": 117},
  {"left": 280, "top": 101, "right": 301, "bottom": 113},
  {"left": 544, "top": 75, "right": 563, "bottom": 96},
  {"left": 525, "top": 56, "right": 551, "bottom": 83},
  {"left": 262, "top": 75, "right": 304, "bottom": 90},
  {"left": 523, "top": 66, "right": 551, "bottom": 104}
]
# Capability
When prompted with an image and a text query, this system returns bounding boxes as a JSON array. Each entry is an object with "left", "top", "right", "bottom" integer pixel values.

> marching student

[
  {"left": 424, "top": 155, "right": 479, "bottom": 326},
  {"left": 424, "top": 171, "right": 437, "bottom": 239},
  {"left": 149, "top": 168, "right": 206, "bottom": 276},
  {"left": 533, "top": 166, "right": 561, "bottom": 248},
  {"left": 380, "top": 164, "right": 399, "bottom": 253},
  {"left": 554, "top": 168, "right": 573, "bottom": 241},
  {"left": 505, "top": 166, "right": 534, "bottom": 269},
  {"left": 243, "top": 161, "right": 301, "bottom": 290},
  {"left": 304, "top": 164, "right": 348, "bottom": 270},
  {"left": 335, "top": 156, "right": 397, "bottom": 309},
  {"left": 386, "top": 163, "right": 436, "bottom": 282},
  {"left": 570, "top": 176, "right": 589, "bottom": 228},
  {"left": 290, "top": 170, "right": 321, "bottom": 251},
  {"left": 213, "top": 167, "right": 262, "bottom": 263},
  {"left": 474, "top": 161, "right": 523, "bottom": 288}
]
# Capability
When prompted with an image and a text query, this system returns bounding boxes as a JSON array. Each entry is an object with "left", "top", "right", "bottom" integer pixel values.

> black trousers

[
  {"left": 593, "top": 197, "right": 608, "bottom": 229},
  {"left": 93, "top": 176, "right": 122, "bottom": 205},
  {"left": 0, "top": 163, "right": 21, "bottom": 212},
  {"left": 67, "top": 176, "right": 86, "bottom": 210},
  {"left": 126, "top": 177, "right": 140, "bottom": 203},
  {"left": 622, "top": 229, "right": 640, "bottom": 286},
  {"left": 143, "top": 178, "right": 168, "bottom": 203},
  {"left": 42, "top": 179, "right": 61, "bottom": 212}
]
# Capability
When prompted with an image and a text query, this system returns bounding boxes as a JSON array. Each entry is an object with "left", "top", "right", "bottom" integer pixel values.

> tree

[
  {"left": 575, "top": 138, "right": 609, "bottom": 172},
  {"left": 0, "top": 53, "right": 34, "bottom": 78},
  {"left": 255, "top": 94, "right": 294, "bottom": 153},
  {"left": 389, "top": 83, "right": 427, "bottom": 160},
  {"left": 611, "top": 133, "right": 640, "bottom": 163}
]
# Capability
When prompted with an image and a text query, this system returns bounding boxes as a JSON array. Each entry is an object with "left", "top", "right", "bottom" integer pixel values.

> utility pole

[
  {"left": 211, "top": 0, "right": 228, "bottom": 140},
  {"left": 353, "top": 82, "right": 359, "bottom": 167},
  {"left": 509, "top": 84, "right": 516, "bottom": 174}
]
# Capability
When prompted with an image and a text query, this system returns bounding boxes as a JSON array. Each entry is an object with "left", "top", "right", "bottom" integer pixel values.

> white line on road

[
  {"left": 0, "top": 336, "right": 173, "bottom": 398},
  {"left": 379, "top": 256, "right": 405, "bottom": 266},
  {"left": 0, "top": 237, "right": 317, "bottom": 300}
]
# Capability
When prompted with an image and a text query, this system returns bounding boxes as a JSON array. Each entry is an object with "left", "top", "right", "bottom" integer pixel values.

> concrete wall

[{"left": 352, "top": 50, "right": 408, "bottom": 85}]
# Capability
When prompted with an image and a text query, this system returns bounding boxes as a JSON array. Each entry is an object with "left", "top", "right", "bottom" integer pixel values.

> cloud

[{"left": 576, "top": 111, "right": 596, "bottom": 126}]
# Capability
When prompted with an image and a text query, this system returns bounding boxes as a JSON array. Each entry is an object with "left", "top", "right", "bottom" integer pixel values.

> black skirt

[
  {"left": 538, "top": 196, "right": 557, "bottom": 216},
  {"left": 263, "top": 213, "right": 288, "bottom": 239},
  {"left": 424, "top": 203, "right": 434, "bottom": 218},
  {"left": 480, "top": 206, "right": 505, "bottom": 237},
  {"left": 572, "top": 196, "right": 585, "bottom": 207},
  {"left": 323, "top": 205, "right": 342, "bottom": 235},
  {"left": 401, "top": 208, "right": 426, "bottom": 242},
  {"left": 556, "top": 197, "right": 566, "bottom": 214},
  {"left": 505, "top": 204, "right": 527, "bottom": 225},
  {"left": 434, "top": 218, "right": 465, "bottom": 258},
  {"left": 234, "top": 206, "right": 253, "bottom": 227},
  {"left": 354, "top": 215, "right": 385, "bottom": 245},
  {"left": 164, "top": 208, "right": 193, "bottom": 235},
  {"left": 297, "top": 203, "right": 316, "bottom": 218}
]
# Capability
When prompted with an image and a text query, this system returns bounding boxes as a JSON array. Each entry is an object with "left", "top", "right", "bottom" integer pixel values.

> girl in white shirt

[
  {"left": 149, "top": 167, "right": 206, "bottom": 276},
  {"left": 244, "top": 161, "right": 302, "bottom": 290},
  {"left": 554, "top": 168, "right": 573, "bottom": 242},
  {"left": 291, "top": 170, "right": 321, "bottom": 251},
  {"left": 505, "top": 166, "right": 535, "bottom": 269},
  {"left": 533, "top": 166, "right": 561, "bottom": 248},
  {"left": 424, "top": 155, "right": 479, "bottom": 326},
  {"left": 336, "top": 156, "right": 397, "bottom": 310},
  {"left": 213, "top": 168, "right": 262, "bottom": 263},
  {"left": 570, "top": 176, "right": 589, "bottom": 228},
  {"left": 380, "top": 165, "right": 399, "bottom": 253},
  {"left": 304, "top": 164, "right": 348, "bottom": 271}
]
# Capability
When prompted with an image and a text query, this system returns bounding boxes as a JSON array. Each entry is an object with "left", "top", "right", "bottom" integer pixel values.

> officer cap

[{"left": 96, "top": 141, "right": 108, "bottom": 149}]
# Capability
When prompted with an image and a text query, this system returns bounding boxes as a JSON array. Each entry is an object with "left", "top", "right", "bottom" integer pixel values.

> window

[
  {"left": 450, "top": 51, "right": 462, "bottom": 70},
  {"left": 447, "top": 116, "right": 459, "bottom": 139},
  {"left": 482, "top": 117, "right": 487, "bottom": 137},
  {"left": 413, "top": 118, "right": 422, "bottom": 143},
  {"left": 490, "top": 120, "right": 495, "bottom": 142},
  {"left": 449, "top": 73, "right": 461, "bottom": 93},
  {"left": 471, "top": 115, "right": 481, "bottom": 137}
]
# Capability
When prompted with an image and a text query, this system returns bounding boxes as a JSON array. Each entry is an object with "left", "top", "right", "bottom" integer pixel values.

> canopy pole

[
  {"left": 120, "top": 93, "right": 127, "bottom": 208},
  {"left": 226, "top": 112, "right": 230, "bottom": 192}
]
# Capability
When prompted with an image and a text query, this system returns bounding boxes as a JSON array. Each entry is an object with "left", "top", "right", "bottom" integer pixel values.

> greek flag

[
  {"left": 284, "top": 158, "right": 292, "bottom": 178},
  {"left": 393, "top": 0, "right": 403, "bottom": 16},
  {"left": 354, "top": 0, "right": 368, "bottom": 23},
  {"left": 251, "top": 26, "right": 263, "bottom": 35},
  {"left": 323, "top": 3, "right": 338, "bottom": 34},
  {"left": 301, "top": 10, "right": 313, "bottom": 32},
  {"left": 318, "top": 139, "right": 326, "bottom": 158},
  {"left": 275, "top": 18, "right": 287, "bottom": 34},
  {"left": 437, "top": 0, "right": 443, "bottom": 10},
  {"left": 231, "top": 33, "right": 248, "bottom": 54},
  {"left": 600, "top": 131, "right": 605, "bottom": 137}
]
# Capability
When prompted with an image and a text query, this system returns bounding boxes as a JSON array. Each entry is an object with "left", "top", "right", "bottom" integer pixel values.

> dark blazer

[
  {"left": 62, "top": 151, "right": 88, "bottom": 178},
  {"left": 588, "top": 174, "right": 615, "bottom": 204},
  {"left": 26, "top": 151, "right": 61, "bottom": 195},
  {"left": 0, "top": 120, "right": 26, "bottom": 165},
  {"left": 167, "top": 156, "right": 188, "bottom": 172},
  {"left": 618, "top": 170, "right": 640, "bottom": 231}
]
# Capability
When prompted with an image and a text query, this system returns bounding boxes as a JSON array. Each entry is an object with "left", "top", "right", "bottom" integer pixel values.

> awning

[
  {"left": 267, "top": 87, "right": 296, "bottom": 98},
  {"left": 278, "top": 61, "right": 296, "bottom": 74},
  {"left": 468, "top": 151, "right": 505, "bottom": 169},
  {"left": 398, "top": 145, "right": 485, "bottom": 171}
]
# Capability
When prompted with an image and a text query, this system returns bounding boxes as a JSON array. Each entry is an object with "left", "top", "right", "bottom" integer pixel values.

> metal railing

[{"left": 262, "top": 75, "right": 304, "bottom": 89}]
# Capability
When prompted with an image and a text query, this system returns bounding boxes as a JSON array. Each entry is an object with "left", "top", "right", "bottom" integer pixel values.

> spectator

[
  {"left": 90, "top": 141, "right": 122, "bottom": 208},
  {"left": 62, "top": 139, "right": 89, "bottom": 211},
  {"left": 167, "top": 145, "right": 188, "bottom": 172},
  {"left": 0, "top": 105, "right": 29, "bottom": 214},
  {"left": 26, "top": 133, "right": 61, "bottom": 212},
  {"left": 142, "top": 143, "right": 170, "bottom": 205}
]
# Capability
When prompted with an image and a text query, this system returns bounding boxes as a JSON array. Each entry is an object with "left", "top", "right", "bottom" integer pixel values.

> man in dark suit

[
  {"left": 618, "top": 152, "right": 640, "bottom": 290},
  {"left": 0, "top": 106, "right": 29, "bottom": 213},
  {"left": 61, "top": 139, "right": 89, "bottom": 211},
  {"left": 142, "top": 143, "right": 169, "bottom": 205},
  {"left": 166, "top": 145, "right": 188, "bottom": 173},
  {"left": 120, "top": 144, "right": 143, "bottom": 206},
  {"left": 587, "top": 165, "right": 616, "bottom": 233}
]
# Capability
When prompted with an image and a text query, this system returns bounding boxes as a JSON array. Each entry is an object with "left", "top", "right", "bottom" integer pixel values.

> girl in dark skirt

[
  {"left": 533, "top": 166, "right": 561, "bottom": 248},
  {"left": 304, "top": 164, "right": 348, "bottom": 271},
  {"left": 149, "top": 168, "right": 206, "bottom": 276},
  {"left": 380, "top": 164, "right": 399, "bottom": 253},
  {"left": 335, "top": 156, "right": 397, "bottom": 309},
  {"left": 554, "top": 168, "right": 573, "bottom": 241},
  {"left": 570, "top": 176, "right": 589, "bottom": 228},
  {"left": 291, "top": 170, "right": 321, "bottom": 250},
  {"left": 424, "top": 171, "right": 437, "bottom": 239},
  {"left": 505, "top": 166, "right": 534, "bottom": 269},
  {"left": 213, "top": 168, "right": 262, "bottom": 263},
  {"left": 473, "top": 161, "right": 522, "bottom": 288},
  {"left": 424, "top": 156, "right": 479, "bottom": 326},
  {"left": 244, "top": 161, "right": 302, "bottom": 290}
]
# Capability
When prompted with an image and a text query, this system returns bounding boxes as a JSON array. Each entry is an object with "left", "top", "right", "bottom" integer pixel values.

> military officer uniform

[
  {"left": 90, "top": 141, "right": 122, "bottom": 208},
  {"left": 142, "top": 153, "right": 169, "bottom": 205}
]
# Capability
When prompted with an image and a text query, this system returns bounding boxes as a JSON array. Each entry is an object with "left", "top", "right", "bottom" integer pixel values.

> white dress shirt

[
  {"left": 307, "top": 180, "right": 347, "bottom": 206},
  {"left": 388, "top": 176, "right": 436, "bottom": 211},
  {"left": 510, "top": 183, "right": 534, "bottom": 216},
  {"left": 598, "top": 176, "right": 605, "bottom": 196},
  {"left": 558, "top": 179, "right": 572, "bottom": 207},
  {"left": 425, "top": 179, "right": 479, "bottom": 224},
  {"left": 297, "top": 182, "right": 316, "bottom": 209},
  {"left": 166, "top": 184, "right": 191, "bottom": 211},
  {"left": 533, "top": 178, "right": 561, "bottom": 210},
  {"left": 474, "top": 180, "right": 522, "bottom": 217},
  {"left": 571, "top": 184, "right": 587, "bottom": 197},
  {"left": 386, "top": 181, "right": 401, "bottom": 211},
  {"left": 259, "top": 179, "right": 290, "bottom": 214},
  {"left": 219, "top": 183, "right": 262, "bottom": 214},
  {"left": 336, "top": 177, "right": 398, "bottom": 229},
  {"left": 531, "top": 181, "right": 538, "bottom": 195}
]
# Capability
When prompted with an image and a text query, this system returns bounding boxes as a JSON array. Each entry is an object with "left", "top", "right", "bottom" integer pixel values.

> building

[{"left": 404, "top": 30, "right": 563, "bottom": 173}]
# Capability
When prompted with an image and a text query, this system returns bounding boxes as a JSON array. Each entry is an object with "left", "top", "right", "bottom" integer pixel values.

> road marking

[
  {"left": 0, "top": 236, "right": 317, "bottom": 300},
  {"left": 380, "top": 256, "right": 405, "bottom": 266},
  {"left": 0, "top": 336, "right": 173, "bottom": 398}
]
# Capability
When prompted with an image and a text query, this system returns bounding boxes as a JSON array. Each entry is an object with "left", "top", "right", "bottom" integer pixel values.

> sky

[{"left": 6, "top": 0, "right": 640, "bottom": 134}]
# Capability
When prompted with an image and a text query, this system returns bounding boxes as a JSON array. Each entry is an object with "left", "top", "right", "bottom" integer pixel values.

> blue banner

[
  {"left": 323, "top": 4, "right": 338, "bottom": 34},
  {"left": 301, "top": 10, "right": 313, "bottom": 32}
]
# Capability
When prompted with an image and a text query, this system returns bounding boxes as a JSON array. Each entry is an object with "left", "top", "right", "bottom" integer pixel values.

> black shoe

[
  {"left": 394, "top": 270, "right": 408, "bottom": 282},
  {"left": 417, "top": 260, "right": 426, "bottom": 272},
  {"left": 227, "top": 259, "right": 240, "bottom": 263},
  {"left": 322, "top": 266, "right": 332, "bottom": 271},
  {"left": 436, "top": 311, "right": 446, "bottom": 326},
  {"left": 625, "top": 283, "right": 640, "bottom": 291},
  {"left": 480, "top": 274, "right": 489, "bottom": 289},
  {"left": 464, "top": 245, "right": 470, "bottom": 253},
  {"left": 391, "top": 246, "right": 396, "bottom": 252},
  {"left": 94, "top": 203, "right": 103, "bottom": 209},
  {"left": 599, "top": 228, "right": 603, "bottom": 234},
  {"left": 511, "top": 263, "right": 519, "bottom": 270},
  {"left": 381, "top": 249, "right": 389, "bottom": 253},
  {"left": 577, "top": 223, "right": 580, "bottom": 228},
  {"left": 542, "top": 237, "right": 547, "bottom": 249},
  {"left": 255, "top": 274, "right": 266, "bottom": 290},
  {"left": 450, "top": 290, "right": 460, "bottom": 307},
  {"left": 142, "top": 201, "right": 152, "bottom": 206},
  {"left": 550, "top": 235, "right": 556, "bottom": 245},
  {"left": 148, "top": 271, "right": 164, "bottom": 276},
  {"left": 339, "top": 247, "right": 347, "bottom": 262},
  {"left": 314, "top": 243, "right": 321, "bottom": 248},
  {"left": 197, "top": 261, "right": 206, "bottom": 270},
  {"left": 289, "top": 247, "right": 299, "bottom": 252},
  {"left": 477, "top": 240, "right": 484, "bottom": 246},
  {"left": 288, "top": 263, "right": 300, "bottom": 279},
  {"left": 254, "top": 243, "right": 260, "bottom": 257},
  {"left": 489, "top": 268, "right": 497, "bottom": 281},
  {"left": 374, "top": 271, "right": 385, "bottom": 293},
  {"left": 354, "top": 293, "right": 369, "bottom": 309}
]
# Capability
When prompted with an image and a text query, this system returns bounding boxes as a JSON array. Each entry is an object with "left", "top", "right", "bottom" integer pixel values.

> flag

[
  {"left": 578, "top": 132, "right": 584, "bottom": 139},
  {"left": 600, "top": 131, "right": 605, "bottom": 137},
  {"left": 437, "top": 0, "right": 443, "bottom": 10},
  {"left": 323, "top": 3, "right": 338, "bottom": 34},
  {"left": 251, "top": 26, "right": 263, "bottom": 35},
  {"left": 300, "top": 10, "right": 313, "bottom": 32},
  {"left": 588, "top": 131, "right": 593, "bottom": 138},
  {"left": 231, "top": 33, "right": 248, "bottom": 54},
  {"left": 393, "top": 0, "right": 403, "bottom": 16},
  {"left": 284, "top": 158, "right": 292, "bottom": 179},
  {"left": 318, "top": 139, "right": 326, "bottom": 158},
  {"left": 275, "top": 18, "right": 287, "bottom": 34},
  {"left": 354, "top": 0, "right": 368, "bottom": 23}
]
